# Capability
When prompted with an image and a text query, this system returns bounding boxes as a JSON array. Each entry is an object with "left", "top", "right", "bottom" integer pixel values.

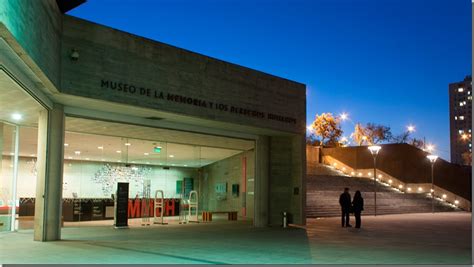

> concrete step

[{"left": 306, "top": 172, "right": 460, "bottom": 218}]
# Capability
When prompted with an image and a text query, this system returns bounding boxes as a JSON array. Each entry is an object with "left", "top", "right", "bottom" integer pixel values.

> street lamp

[
  {"left": 368, "top": 145, "right": 382, "bottom": 216},
  {"left": 427, "top": 154, "right": 438, "bottom": 213}
]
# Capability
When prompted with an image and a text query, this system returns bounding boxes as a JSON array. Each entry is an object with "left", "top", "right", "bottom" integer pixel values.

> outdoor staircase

[{"left": 306, "top": 165, "right": 462, "bottom": 218}]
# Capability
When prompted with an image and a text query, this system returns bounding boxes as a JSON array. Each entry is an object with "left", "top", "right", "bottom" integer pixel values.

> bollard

[{"left": 282, "top": 211, "right": 288, "bottom": 228}]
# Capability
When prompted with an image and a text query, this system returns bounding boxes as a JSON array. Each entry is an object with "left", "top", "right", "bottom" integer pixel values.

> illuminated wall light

[
  {"left": 30, "top": 154, "right": 35, "bottom": 157},
  {"left": 9, "top": 152, "right": 14, "bottom": 156},
  {"left": 430, "top": 189, "right": 434, "bottom": 192},
  {"left": 378, "top": 174, "right": 382, "bottom": 178},
  {"left": 418, "top": 187, "right": 423, "bottom": 192},
  {"left": 358, "top": 172, "right": 362, "bottom": 176},
  {"left": 454, "top": 200, "right": 459, "bottom": 204},
  {"left": 144, "top": 153, "right": 149, "bottom": 156},
  {"left": 64, "top": 143, "right": 69, "bottom": 147},
  {"left": 85, "top": 158, "right": 90, "bottom": 160},
  {"left": 368, "top": 172, "right": 372, "bottom": 176},
  {"left": 125, "top": 143, "right": 131, "bottom": 146},
  {"left": 68, "top": 156, "right": 73, "bottom": 159},
  {"left": 169, "top": 155, "right": 175, "bottom": 158},
  {"left": 116, "top": 150, "right": 121, "bottom": 153},
  {"left": 398, "top": 185, "right": 403, "bottom": 189},
  {"left": 342, "top": 167, "right": 346, "bottom": 171},
  {"left": 98, "top": 146, "right": 104, "bottom": 150},
  {"left": 375, "top": 178, "right": 379, "bottom": 181},
  {"left": 101, "top": 159, "right": 105, "bottom": 161},
  {"left": 407, "top": 187, "right": 412, "bottom": 192},
  {"left": 117, "top": 160, "right": 122, "bottom": 162},
  {"left": 388, "top": 179, "right": 392, "bottom": 184},
  {"left": 74, "top": 151, "right": 81, "bottom": 155},
  {"left": 351, "top": 172, "right": 355, "bottom": 176},
  {"left": 184, "top": 164, "right": 188, "bottom": 167},
  {"left": 442, "top": 194, "right": 447, "bottom": 199},
  {"left": 333, "top": 163, "right": 337, "bottom": 167}
]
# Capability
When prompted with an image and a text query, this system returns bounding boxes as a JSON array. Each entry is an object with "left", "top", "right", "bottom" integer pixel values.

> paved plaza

[{"left": 0, "top": 212, "right": 471, "bottom": 264}]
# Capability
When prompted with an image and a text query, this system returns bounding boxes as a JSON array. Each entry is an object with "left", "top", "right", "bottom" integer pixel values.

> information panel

[{"left": 114, "top": 182, "right": 129, "bottom": 228}]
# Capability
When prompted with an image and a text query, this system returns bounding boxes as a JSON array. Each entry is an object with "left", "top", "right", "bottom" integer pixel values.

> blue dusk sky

[{"left": 69, "top": 0, "right": 471, "bottom": 161}]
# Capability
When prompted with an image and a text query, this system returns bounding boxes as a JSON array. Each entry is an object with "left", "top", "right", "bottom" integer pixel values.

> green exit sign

[{"left": 154, "top": 146, "right": 162, "bottom": 153}]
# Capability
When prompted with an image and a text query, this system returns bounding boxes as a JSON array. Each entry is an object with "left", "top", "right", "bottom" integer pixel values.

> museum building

[{"left": 0, "top": 1, "right": 306, "bottom": 241}]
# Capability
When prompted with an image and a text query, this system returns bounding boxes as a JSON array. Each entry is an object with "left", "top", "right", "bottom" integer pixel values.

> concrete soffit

[{"left": 0, "top": 23, "right": 58, "bottom": 109}]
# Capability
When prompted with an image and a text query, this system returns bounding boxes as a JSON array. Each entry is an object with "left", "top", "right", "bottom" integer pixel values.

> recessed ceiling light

[
  {"left": 85, "top": 158, "right": 90, "bottom": 160},
  {"left": 169, "top": 155, "right": 174, "bottom": 158},
  {"left": 74, "top": 151, "right": 81, "bottom": 155},
  {"left": 144, "top": 153, "right": 149, "bottom": 156},
  {"left": 116, "top": 150, "right": 121, "bottom": 153},
  {"left": 125, "top": 143, "right": 131, "bottom": 146},
  {"left": 11, "top": 113, "right": 22, "bottom": 121},
  {"left": 68, "top": 156, "right": 73, "bottom": 159},
  {"left": 98, "top": 146, "right": 103, "bottom": 150},
  {"left": 64, "top": 143, "right": 69, "bottom": 147}
]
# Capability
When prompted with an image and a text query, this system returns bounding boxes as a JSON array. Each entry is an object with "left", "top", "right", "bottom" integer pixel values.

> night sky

[{"left": 69, "top": 0, "right": 471, "bottom": 161}]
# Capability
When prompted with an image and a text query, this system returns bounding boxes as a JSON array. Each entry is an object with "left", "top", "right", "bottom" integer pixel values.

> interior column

[
  {"left": 34, "top": 104, "right": 65, "bottom": 241},
  {"left": 254, "top": 135, "right": 269, "bottom": 227}
]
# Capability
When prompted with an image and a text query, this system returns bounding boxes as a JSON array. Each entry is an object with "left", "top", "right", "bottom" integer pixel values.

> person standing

[
  {"left": 339, "top": 187, "right": 352, "bottom": 227},
  {"left": 352, "top": 190, "right": 364, "bottom": 229}
]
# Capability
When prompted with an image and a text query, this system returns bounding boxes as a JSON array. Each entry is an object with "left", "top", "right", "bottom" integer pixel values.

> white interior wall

[{"left": 1, "top": 157, "right": 199, "bottom": 201}]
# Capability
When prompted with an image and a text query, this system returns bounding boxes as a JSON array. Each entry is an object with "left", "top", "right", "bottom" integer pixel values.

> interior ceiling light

[
  {"left": 11, "top": 113, "right": 22, "bottom": 121},
  {"left": 125, "top": 143, "right": 131, "bottom": 146},
  {"left": 98, "top": 146, "right": 104, "bottom": 149},
  {"left": 64, "top": 143, "right": 69, "bottom": 147},
  {"left": 116, "top": 150, "right": 121, "bottom": 153},
  {"left": 144, "top": 153, "right": 149, "bottom": 156},
  {"left": 74, "top": 151, "right": 81, "bottom": 155},
  {"left": 169, "top": 155, "right": 175, "bottom": 158}
]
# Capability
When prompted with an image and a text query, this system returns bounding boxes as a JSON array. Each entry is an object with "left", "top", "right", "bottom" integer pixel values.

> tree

[
  {"left": 309, "top": 113, "right": 343, "bottom": 146},
  {"left": 462, "top": 151, "right": 472, "bottom": 166},
  {"left": 364, "top": 123, "right": 392, "bottom": 144},
  {"left": 391, "top": 131, "right": 411, "bottom": 144},
  {"left": 351, "top": 123, "right": 367, "bottom": 146},
  {"left": 409, "top": 138, "right": 425, "bottom": 149}
]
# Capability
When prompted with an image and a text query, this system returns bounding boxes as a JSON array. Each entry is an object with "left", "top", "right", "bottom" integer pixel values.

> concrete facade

[{"left": 0, "top": 0, "right": 307, "bottom": 240}]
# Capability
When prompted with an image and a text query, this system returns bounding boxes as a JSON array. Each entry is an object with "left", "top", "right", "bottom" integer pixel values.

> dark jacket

[
  {"left": 339, "top": 192, "right": 351, "bottom": 210},
  {"left": 352, "top": 196, "right": 364, "bottom": 213}
]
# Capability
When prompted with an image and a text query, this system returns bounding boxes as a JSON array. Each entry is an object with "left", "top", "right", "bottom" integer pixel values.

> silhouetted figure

[
  {"left": 352, "top": 190, "right": 364, "bottom": 229},
  {"left": 339, "top": 187, "right": 352, "bottom": 227}
]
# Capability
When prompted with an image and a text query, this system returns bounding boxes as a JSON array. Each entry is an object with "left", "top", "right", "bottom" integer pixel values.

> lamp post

[
  {"left": 368, "top": 145, "right": 382, "bottom": 216},
  {"left": 427, "top": 154, "right": 438, "bottom": 213}
]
